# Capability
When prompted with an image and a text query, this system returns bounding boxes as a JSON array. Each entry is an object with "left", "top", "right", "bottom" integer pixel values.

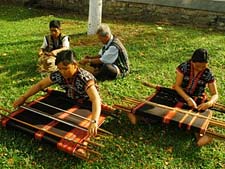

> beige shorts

[{"left": 37, "top": 54, "right": 57, "bottom": 73}]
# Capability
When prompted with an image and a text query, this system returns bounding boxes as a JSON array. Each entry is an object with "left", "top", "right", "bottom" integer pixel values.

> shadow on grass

[
  {"left": 0, "top": 4, "right": 87, "bottom": 22},
  {"left": 0, "top": 127, "right": 83, "bottom": 168},
  {"left": 0, "top": 5, "right": 45, "bottom": 22},
  {"left": 0, "top": 51, "right": 40, "bottom": 88},
  {"left": 0, "top": 40, "right": 40, "bottom": 48},
  {"left": 101, "top": 113, "right": 204, "bottom": 164}
]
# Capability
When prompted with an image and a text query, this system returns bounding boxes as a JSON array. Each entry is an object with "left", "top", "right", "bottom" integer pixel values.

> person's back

[{"left": 106, "top": 36, "right": 129, "bottom": 77}]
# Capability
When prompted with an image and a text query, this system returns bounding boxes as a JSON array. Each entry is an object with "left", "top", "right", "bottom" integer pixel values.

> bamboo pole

[
  {"left": 113, "top": 104, "right": 133, "bottom": 113},
  {"left": 142, "top": 81, "right": 159, "bottom": 89},
  {"left": 206, "top": 129, "right": 225, "bottom": 140}
]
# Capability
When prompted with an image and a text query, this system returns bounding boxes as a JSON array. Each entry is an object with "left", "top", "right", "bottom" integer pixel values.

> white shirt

[
  {"left": 40, "top": 36, "right": 70, "bottom": 49},
  {"left": 99, "top": 35, "right": 119, "bottom": 64}
]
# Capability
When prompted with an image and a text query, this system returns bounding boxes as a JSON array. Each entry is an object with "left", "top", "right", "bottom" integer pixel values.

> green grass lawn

[{"left": 0, "top": 4, "right": 224, "bottom": 169}]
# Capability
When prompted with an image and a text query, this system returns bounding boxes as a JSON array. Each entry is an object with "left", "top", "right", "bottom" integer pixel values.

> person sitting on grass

[
  {"left": 127, "top": 48, "right": 218, "bottom": 147},
  {"left": 79, "top": 23, "right": 129, "bottom": 81},
  {"left": 173, "top": 48, "right": 218, "bottom": 147},
  {"left": 14, "top": 50, "right": 101, "bottom": 138},
  {"left": 37, "top": 20, "right": 70, "bottom": 75}
]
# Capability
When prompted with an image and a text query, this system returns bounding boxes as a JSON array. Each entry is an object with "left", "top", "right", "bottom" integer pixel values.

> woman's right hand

[
  {"left": 13, "top": 96, "right": 26, "bottom": 108},
  {"left": 186, "top": 97, "right": 197, "bottom": 109}
]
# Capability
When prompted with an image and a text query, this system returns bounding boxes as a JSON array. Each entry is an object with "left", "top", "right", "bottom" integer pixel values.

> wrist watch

[{"left": 91, "top": 119, "right": 97, "bottom": 123}]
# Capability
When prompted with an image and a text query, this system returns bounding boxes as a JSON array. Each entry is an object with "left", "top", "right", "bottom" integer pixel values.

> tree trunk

[{"left": 87, "top": 0, "right": 102, "bottom": 35}]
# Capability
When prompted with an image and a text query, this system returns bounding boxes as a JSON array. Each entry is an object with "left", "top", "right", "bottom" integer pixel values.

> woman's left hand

[
  {"left": 197, "top": 102, "right": 212, "bottom": 111},
  {"left": 51, "top": 51, "right": 57, "bottom": 56}
]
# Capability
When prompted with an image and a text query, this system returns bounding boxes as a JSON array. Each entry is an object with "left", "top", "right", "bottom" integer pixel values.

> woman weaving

[
  {"left": 127, "top": 48, "right": 218, "bottom": 147},
  {"left": 173, "top": 48, "right": 219, "bottom": 146},
  {"left": 13, "top": 50, "right": 101, "bottom": 137}
]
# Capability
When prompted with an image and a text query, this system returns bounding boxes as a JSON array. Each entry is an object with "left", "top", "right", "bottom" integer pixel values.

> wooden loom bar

[
  {"left": 21, "top": 105, "right": 112, "bottom": 137},
  {"left": 1, "top": 106, "right": 104, "bottom": 148},
  {"left": 186, "top": 112, "right": 200, "bottom": 130},
  {"left": 21, "top": 105, "right": 88, "bottom": 131},
  {"left": 120, "top": 98, "right": 225, "bottom": 140},
  {"left": 206, "top": 129, "right": 225, "bottom": 140},
  {"left": 178, "top": 110, "right": 192, "bottom": 128},
  {"left": 34, "top": 100, "right": 92, "bottom": 122},
  {"left": 125, "top": 97, "right": 225, "bottom": 129},
  {"left": 0, "top": 108, "right": 102, "bottom": 158},
  {"left": 34, "top": 101, "right": 113, "bottom": 136},
  {"left": 113, "top": 104, "right": 133, "bottom": 113},
  {"left": 35, "top": 100, "right": 117, "bottom": 117}
]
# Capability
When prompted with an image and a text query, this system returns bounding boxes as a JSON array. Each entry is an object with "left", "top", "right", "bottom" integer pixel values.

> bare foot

[
  {"left": 196, "top": 135, "right": 213, "bottom": 147},
  {"left": 127, "top": 113, "right": 137, "bottom": 124}
]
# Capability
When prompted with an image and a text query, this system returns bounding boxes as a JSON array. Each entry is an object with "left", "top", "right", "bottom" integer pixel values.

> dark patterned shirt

[
  {"left": 176, "top": 60, "right": 215, "bottom": 97},
  {"left": 50, "top": 68, "right": 96, "bottom": 100}
]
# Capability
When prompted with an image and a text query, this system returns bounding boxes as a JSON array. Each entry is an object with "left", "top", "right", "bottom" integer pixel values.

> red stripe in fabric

[
  {"left": 57, "top": 113, "right": 106, "bottom": 155},
  {"left": 34, "top": 106, "right": 79, "bottom": 140},
  {"left": 163, "top": 101, "right": 184, "bottom": 124},
  {"left": 132, "top": 92, "right": 158, "bottom": 114},
  {"left": 189, "top": 71, "right": 204, "bottom": 95},
  {"left": 1, "top": 108, "right": 24, "bottom": 127},
  {"left": 163, "top": 110, "right": 176, "bottom": 124}
]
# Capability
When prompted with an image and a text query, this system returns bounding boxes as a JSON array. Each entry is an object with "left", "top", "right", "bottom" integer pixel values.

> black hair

[
  {"left": 55, "top": 50, "right": 77, "bottom": 65},
  {"left": 191, "top": 48, "right": 209, "bottom": 63},
  {"left": 49, "top": 20, "right": 61, "bottom": 29}
]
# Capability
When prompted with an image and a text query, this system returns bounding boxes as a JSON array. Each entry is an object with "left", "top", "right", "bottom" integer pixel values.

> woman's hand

[
  {"left": 51, "top": 50, "right": 57, "bottom": 56},
  {"left": 88, "top": 122, "right": 98, "bottom": 137},
  {"left": 38, "top": 51, "right": 44, "bottom": 57},
  {"left": 186, "top": 97, "right": 197, "bottom": 109},
  {"left": 197, "top": 101, "right": 212, "bottom": 111}
]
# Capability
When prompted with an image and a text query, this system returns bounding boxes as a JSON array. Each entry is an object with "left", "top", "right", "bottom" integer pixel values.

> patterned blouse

[
  {"left": 176, "top": 60, "right": 215, "bottom": 97},
  {"left": 50, "top": 68, "right": 96, "bottom": 100}
]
